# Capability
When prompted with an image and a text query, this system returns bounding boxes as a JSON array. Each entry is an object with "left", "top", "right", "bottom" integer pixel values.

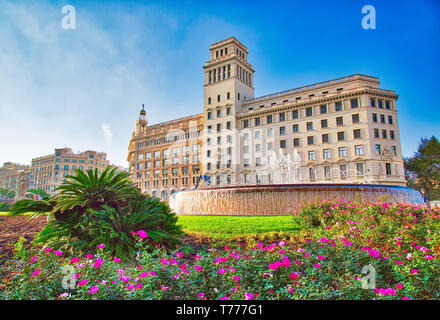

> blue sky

[{"left": 0, "top": 0, "right": 439, "bottom": 167}]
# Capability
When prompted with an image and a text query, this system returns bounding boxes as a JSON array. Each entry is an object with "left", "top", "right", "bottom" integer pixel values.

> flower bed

[{"left": 0, "top": 200, "right": 439, "bottom": 300}]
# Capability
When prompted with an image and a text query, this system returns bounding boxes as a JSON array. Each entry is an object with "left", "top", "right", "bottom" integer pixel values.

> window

[
  {"left": 244, "top": 132, "right": 249, "bottom": 141},
  {"left": 308, "top": 151, "right": 315, "bottom": 161},
  {"left": 267, "top": 128, "right": 273, "bottom": 137},
  {"left": 382, "top": 130, "right": 387, "bottom": 139},
  {"left": 320, "top": 105, "right": 327, "bottom": 114},
  {"left": 244, "top": 146, "right": 249, "bottom": 154},
  {"left": 385, "top": 101, "right": 391, "bottom": 109},
  {"left": 355, "top": 145, "right": 363, "bottom": 155},
  {"left": 352, "top": 114, "right": 360, "bottom": 123},
  {"left": 64, "top": 165, "right": 69, "bottom": 170},
  {"left": 293, "top": 138, "right": 300, "bottom": 147},
  {"left": 307, "top": 136, "right": 314, "bottom": 145},
  {"left": 388, "top": 115, "right": 393, "bottom": 124},
  {"left": 243, "top": 120, "right": 249, "bottom": 128},
  {"left": 378, "top": 99, "right": 383, "bottom": 109},
  {"left": 255, "top": 144, "right": 261, "bottom": 152},
  {"left": 154, "top": 151, "right": 160, "bottom": 159},
  {"left": 207, "top": 125, "right": 212, "bottom": 133},
  {"left": 337, "top": 131, "right": 345, "bottom": 141},
  {"left": 293, "top": 124, "right": 299, "bottom": 132},
  {"left": 227, "top": 92, "right": 230, "bottom": 99},
  {"left": 256, "top": 174, "right": 261, "bottom": 184},
  {"left": 306, "top": 122, "right": 313, "bottom": 131},
  {"left": 244, "top": 159, "right": 250, "bottom": 167},
  {"left": 323, "top": 149, "right": 330, "bottom": 159},
  {"left": 292, "top": 110, "right": 299, "bottom": 119},
  {"left": 217, "top": 136, "right": 221, "bottom": 144},
  {"left": 324, "top": 166, "right": 331, "bottom": 179},
  {"left": 309, "top": 167, "right": 316, "bottom": 180},
  {"left": 391, "top": 146, "right": 397, "bottom": 156},
  {"left": 321, "top": 119, "right": 328, "bottom": 128},
  {"left": 335, "top": 101, "right": 343, "bottom": 111},
  {"left": 217, "top": 95, "right": 221, "bottom": 102},
  {"left": 279, "top": 112, "right": 286, "bottom": 122},
  {"left": 217, "top": 109, "right": 221, "bottom": 117},
  {"left": 380, "top": 114, "right": 385, "bottom": 123},
  {"left": 306, "top": 107, "right": 313, "bottom": 117},
  {"left": 370, "top": 98, "right": 376, "bottom": 107},
  {"left": 353, "top": 129, "right": 361, "bottom": 139},
  {"left": 267, "top": 141, "right": 273, "bottom": 150},
  {"left": 372, "top": 113, "right": 378, "bottom": 122},
  {"left": 322, "top": 134, "right": 329, "bottom": 143},
  {"left": 207, "top": 112, "right": 212, "bottom": 119},
  {"left": 267, "top": 115, "right": 273, "bottom": 124},
  {"left": 208, "top": 97, "right": 211, "bottom": 104},
  {"left": 255, "top": 117, "right": 260, "bottom": 126},
  {"left": 356, "top": 163, "right": 364, "bottom": 176},
  {"left": 386, "top": 163, "right": 392, "bottom": 175},
  {"left": 390, "top": 130, "right": 395, "bottom": 140},
  {"left": 339, "top": 147, "right": 347, "bottom": 157},
  {"left": 217, "top": 123, "right": 221, "bottom": 132},
  {"left": 255, "top": 130, "right": 261, "bottom": 139},
  {"left": 340, "top": 164, "right": 347, "bottom": 179},
  {"left": 351, "top": 99, "right": 359, "bottom": 108},
  {"left": 375, "top": 144, "right": 381, "bottom": 155},
  {"left": 280, "top": 140, "right": 286, "bottom": 148},
  {"left": 374, "top": 128, "right": 379, "bottom": 138},
  {"left": 255, "top": 157, "right": 262, "bottom": 166},
  {"left": 336, "top": 116, "right": 343, "bottom": 126},
  {"left": 226, "top": 107, "right": 231, "bottom": 115}
]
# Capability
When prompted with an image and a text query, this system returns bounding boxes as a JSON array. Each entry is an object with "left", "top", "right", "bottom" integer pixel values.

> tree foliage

[{"left": 405, "top": 136, "right": 440, "bottom": 201}]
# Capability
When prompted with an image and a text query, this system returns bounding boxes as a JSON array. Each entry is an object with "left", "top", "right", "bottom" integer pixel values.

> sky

[{"left": 0, "top": 0, "right": 439, "bottom": 167}]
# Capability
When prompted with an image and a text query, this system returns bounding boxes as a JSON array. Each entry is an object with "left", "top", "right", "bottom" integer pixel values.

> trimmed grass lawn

[{"left": 177, "top": 215, "right": 299, "bottom": 239}]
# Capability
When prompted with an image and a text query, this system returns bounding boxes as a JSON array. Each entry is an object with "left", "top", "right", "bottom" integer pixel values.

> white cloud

[{"left": 101, "top": 123, "right": 112, "bottom": 147}]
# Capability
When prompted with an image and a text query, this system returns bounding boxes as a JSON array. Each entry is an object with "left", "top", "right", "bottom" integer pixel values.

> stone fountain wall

[{"left": 169, "top": 184, "right": 424, "bottom": 216}]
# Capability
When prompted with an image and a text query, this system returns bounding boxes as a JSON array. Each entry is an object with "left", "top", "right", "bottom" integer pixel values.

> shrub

[
  {"left": 1, "top": 200, "right": 438, "bottom": 300},
  {"left": 0, "top": 202, "right": 11, "bottom": 212}
]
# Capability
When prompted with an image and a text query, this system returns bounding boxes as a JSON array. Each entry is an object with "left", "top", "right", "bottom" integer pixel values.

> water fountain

[{"left": 169, "top": 149, "right": 424, "bottom": 216}]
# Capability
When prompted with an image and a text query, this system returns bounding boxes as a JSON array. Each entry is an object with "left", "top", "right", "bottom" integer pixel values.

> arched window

[
  {"left": 161, "top": 190, "right": 168, "bottom": 200},
  {"left": 151, "top": 190, "right": 157, "bottom": 198}
]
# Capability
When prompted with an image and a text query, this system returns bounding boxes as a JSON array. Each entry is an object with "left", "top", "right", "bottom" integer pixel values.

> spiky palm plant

[
  {"left": 53, "top": 166, "right": 140, "bottom": 213},
  {"left": 35, "top": 197, "right": 183, "bottom": 260}
]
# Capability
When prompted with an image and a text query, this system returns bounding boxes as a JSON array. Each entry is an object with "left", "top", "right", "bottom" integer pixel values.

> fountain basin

[{"left": 169, "top": 184, "right": 424, "bottom": 216}]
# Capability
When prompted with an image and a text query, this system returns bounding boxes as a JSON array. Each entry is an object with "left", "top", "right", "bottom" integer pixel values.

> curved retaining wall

[{"left": 169, "top": 184, "right": 424, "bottom": 216}]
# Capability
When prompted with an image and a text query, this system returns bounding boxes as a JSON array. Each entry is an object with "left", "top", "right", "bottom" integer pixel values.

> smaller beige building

[
  {"left": 31, "top": 148, "right": 110, "bottom": 195},
  {"left": 0, "top": 162, "right": 31, "bottom": 192}
]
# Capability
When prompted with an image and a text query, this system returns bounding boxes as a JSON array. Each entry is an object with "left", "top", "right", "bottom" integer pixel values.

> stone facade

[
  {"left": 31, "top": 148, "right": 110, "bottom": 195},
  {"left": 127, "top": 108, "right": 203, "bottom": 200},
  {"left": 127, "top": 37, "right": 406, "bottom": 201}
]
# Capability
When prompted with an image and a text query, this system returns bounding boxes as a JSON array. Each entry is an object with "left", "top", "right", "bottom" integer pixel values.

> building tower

[
  {"left": 135, "top": 104, "right": 148, "bottom": 137},
  {"left": 202, "top": 37, "right": 255, "bottom": 184}
]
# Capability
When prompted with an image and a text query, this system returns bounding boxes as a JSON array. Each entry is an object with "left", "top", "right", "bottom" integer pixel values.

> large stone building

[
  {"left": 31, "top": 148, "right": 110, "bottom": 195},
  {"left": 128, "top": 37, "right": 406, "bottom": 200},
  {"left": 127, "top": 106, "right": 203, "bottom": 200}
]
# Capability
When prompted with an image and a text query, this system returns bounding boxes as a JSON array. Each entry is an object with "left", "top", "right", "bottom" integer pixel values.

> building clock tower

[{"left": 202, "top": 37, "right": 255, "bottom": 184}]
